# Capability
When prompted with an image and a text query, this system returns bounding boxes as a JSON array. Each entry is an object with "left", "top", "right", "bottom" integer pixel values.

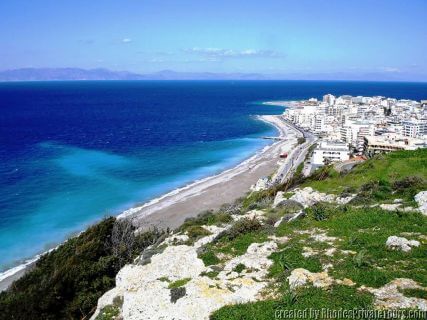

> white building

[
  {"left": 403, "top": 120, "right": 427, "bottom": 138},
  {"left": 312, "top": 140, "right": 350, "bottom": 166},
  {"left": 323, "top": 94, "right": 335, "bottom": 106}
]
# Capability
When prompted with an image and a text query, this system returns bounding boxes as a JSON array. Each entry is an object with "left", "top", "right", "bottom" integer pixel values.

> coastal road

[{"left": 273, "top": 119, "right": 317, "bottom": 184}]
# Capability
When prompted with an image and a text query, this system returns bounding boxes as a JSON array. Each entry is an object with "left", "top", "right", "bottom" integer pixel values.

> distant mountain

[
  {"left": 0, "top": 68, "right": 425, "bottom": 82},
  {"left": 0, "top": 68, "right": 145, "bottom": 81},
  {"left": 0, "top": 68, "right": 267, "bottom": 81}
]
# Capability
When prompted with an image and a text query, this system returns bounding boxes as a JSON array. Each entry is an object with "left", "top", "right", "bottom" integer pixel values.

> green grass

[
  {"left": 274, "top": 206, "right": 427, "bottom": 288},
  {"left": 400, "top": 288, "right": 427, "bottom": 299},
  {"left": 210, "top": 149, "right": 427, "bottom": 319},
  {"left": 95, "top": 305, "right": 120, "bottom": 320},
  {"left": 302, "top": 149, "right": 427, "bottom": 195},
  {"left": 216, "top": 231, "right": 269, "bottom": 256},
  {"left": 210, "top": 285, "right": 373, "bottom": 320},
  {"left": 199, "top": 249, "right": 221, "bottom": 266},
  {"left": 168, "top": 278, "right": 191, "bottom": 289}
]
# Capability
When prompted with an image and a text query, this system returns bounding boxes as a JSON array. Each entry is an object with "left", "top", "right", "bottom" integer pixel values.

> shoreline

[
  {"left": 122, "top": 114, "right": 299, "bottom": 230},
  {"left": 0, "top": 113, "right": 298, "bottom": 291}
]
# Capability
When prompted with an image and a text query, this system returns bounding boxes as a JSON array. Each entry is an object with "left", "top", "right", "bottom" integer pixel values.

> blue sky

[{"left": 1, "top": 0, "right": 426, "bottom": 79}]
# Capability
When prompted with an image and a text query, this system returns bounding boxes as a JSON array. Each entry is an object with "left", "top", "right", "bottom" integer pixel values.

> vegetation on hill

[
  {"left": 208, "top": 149, "right": 427, "bottom": 319},
  {"left": 1, "top": 149, "right": 426, "bottom": 320},
  {"left": 0, "top": 218, "right": 165, "bottom": 320}
]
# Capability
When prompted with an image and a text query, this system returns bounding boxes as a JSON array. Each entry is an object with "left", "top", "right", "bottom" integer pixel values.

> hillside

[
  {"left": 1, "top": 149, "right": 426, "bottom": 319},
  {"left": 91, "top": 149, "right": 426, "bottom": 319}
]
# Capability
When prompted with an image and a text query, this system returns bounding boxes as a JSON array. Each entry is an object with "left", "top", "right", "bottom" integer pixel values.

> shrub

[
  {"left": 306, "top": 203, "right": 329, "bottom": 221},
  {"left": 276, "top": 200, "right": 303, "bottom": 214},
  {"left": 233, "top": 263, "right": 246, "bottom": 273},
  {"left": 353, "top": 249, "right": 371, "bottom": 268},
  {"left": 180, "top": 210, "right": 233, "bottom": 231},
  {"left": 215, "top": 218, "right": 263, "bottom": 242},
  {"left": 198, "top": 249, "right": 220, "bottom": 266},
  {"left": 392, "top": 176, "right": 426, "bottom": 198},
  {"left": 185, "top": 225, "right": 212, "bottom": 240}
]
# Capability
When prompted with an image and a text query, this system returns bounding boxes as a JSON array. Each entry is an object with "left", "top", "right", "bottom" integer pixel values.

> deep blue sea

[{"left": 0, "top": 80, "right": 426, "bottom": 272}]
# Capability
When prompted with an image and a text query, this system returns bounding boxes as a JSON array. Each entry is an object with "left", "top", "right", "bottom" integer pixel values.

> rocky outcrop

[
  {"left": 415, "top": 191, "right": 427, "bottom": 216},
  {"left": 276, "top": 187, "right": 354, "bottom": 208},
  {"left": 361, "top": 278, "right": 427, "bottom": 311},
  {"left": 91, "top": 232, "right": 278, "bottom": 320},
  {"left": 386, "top": 236, "right": 420, "bottom": 252},
  {"left": 287, "top": 268, "right": 334, "bottom": 289}
]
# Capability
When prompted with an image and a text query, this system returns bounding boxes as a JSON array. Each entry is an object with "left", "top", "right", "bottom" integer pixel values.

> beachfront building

[
  {"left": 312, "top": 140, "right": 351, "bottom": 166},
  {"left": 363, "top": 134, "right": 427, "bottom": 156}
]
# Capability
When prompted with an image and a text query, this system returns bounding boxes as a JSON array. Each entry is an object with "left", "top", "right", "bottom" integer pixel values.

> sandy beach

[
  {"left": 0, "top": 114, "right": 299, "bottom": 291},
  {"left": 121, "top": 114, "right": 300, "bottom": 230}
]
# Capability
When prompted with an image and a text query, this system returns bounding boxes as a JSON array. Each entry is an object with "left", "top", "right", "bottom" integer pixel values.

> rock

[
  {"left": 288, "top": 211, "right": 305, "bottom": 222},
  {"left": 251, "top": 177, "right": 270, "bottom": 191},
  {"left": 276, "top": 199, "right": 304, "bottom": 212},
  {"left": 361, "top": 278, "right": 427, "bottom": 311},
  {"left": 311, "top": 232, "right": 337, "bottom": 244},
  {"left": 324, "top": 248, "right": 336, "bottom": 256},
  {"left": 380, "top": 203, "right": 401, "bottom": 211},
  {"left": 273, "top": 211, "right": 304, "bottom": 227},
  {"left": 273, "top": 191, "right": 286, "bottom": 207},
  {"left": 268, "top": 235, "right": 290, "bottom": 244},
  {"left": 193, "top": 225, "right": 227, "bottom": 248},
  {"left": 164, "top": 234, "right": 190, "bottom": 245},
  {"left": 92, "top": 239, "right": 279, "bottom": 320},
  {"left": 386, "top": 236, "right": 420, "bottom": 252},
  {"left": 170, "top": 287, "right": 186, "bottom": 303},
  {"left": 336, "top": 278, "right": 356, "bottom": 286},
  {"left": 221, "top": 242, "right": 278, "bottom": 278},
  {"left": 302, "top": 247, "right": 318, "bottom": 258},
  {"left": 288, "top": 268, "right": 334, "bottom": 290},
  {"left": 288, "top": 187, "right": 354, "bottom": 208},
  {"left": 415, "top": 191, "right": 427, "bottom": 215}
]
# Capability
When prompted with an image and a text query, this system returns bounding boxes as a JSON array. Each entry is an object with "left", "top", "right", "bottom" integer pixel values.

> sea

[{"left": 0, "top": 80, "right": 426, "bottom": 273}]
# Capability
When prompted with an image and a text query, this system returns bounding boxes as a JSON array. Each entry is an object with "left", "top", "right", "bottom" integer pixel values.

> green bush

[
  {"left": 185, "top": 225, "right": 212, "bottom": 240},
  {"left": 215, "top": 218, "right": 263, "bottom": 242}
]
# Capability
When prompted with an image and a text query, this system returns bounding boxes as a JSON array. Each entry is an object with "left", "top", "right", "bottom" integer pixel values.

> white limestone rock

[
  {"left": 92, "top": 239, "right": 279, "bottom": 320},
  {"left": 287, "top": 268, "right": 334, "bottom": 290},
  {"left": 288, "top": 187, "right": 354, "bottom": 208},
  {"left": 380, "top": 203, "right": 402, "bottom": 211},
  {"left": 273, "top": 191, "right": 286, "bottom": 207},
  {"left": 415, "top": 191, "right": 427, "bottom": 215},
  {"left": 193, "top": 225, "right": 227, "bottom": 248},
  {"left": 386, "top": 236, "right": 420, "bottom": 252},
  {"left": 251, "top": 177, "right": 270, "bottom": 192},
  {"left": 164, "top": 234, "right": 190, "bottom": 245},
  {"left": 361, "top": 278, "right": 427, "bottom": 311},
  {"left": 232, "top": 210, "right": 266, "bottom": 222}
]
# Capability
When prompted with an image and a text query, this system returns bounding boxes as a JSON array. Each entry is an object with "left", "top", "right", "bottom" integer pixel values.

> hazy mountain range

[{"left": 0, "top": 68, "right": 425, "bottom": 82}]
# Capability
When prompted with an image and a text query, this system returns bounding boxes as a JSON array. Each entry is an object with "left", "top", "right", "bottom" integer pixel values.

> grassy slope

[
  {"left": 302, "top": 149, "right": 427, "bottom": 194},
  {"left": 209, "top": 149, "right": 427, "bottom": 319}
]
